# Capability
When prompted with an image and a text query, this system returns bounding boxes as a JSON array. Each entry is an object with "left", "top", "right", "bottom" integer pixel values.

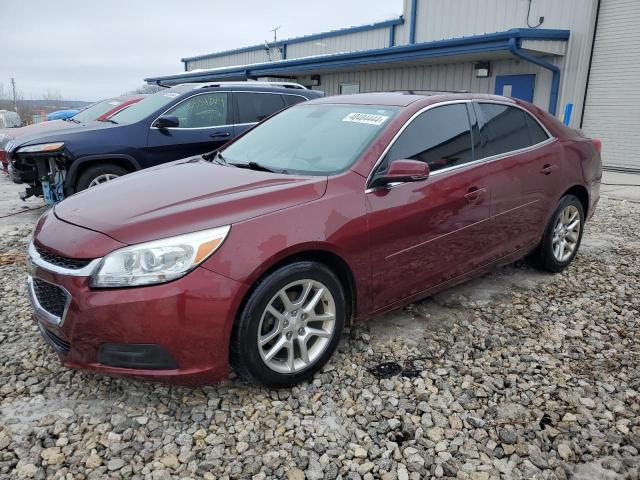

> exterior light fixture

[{"left": 474, "top": 61, "right": 491, "bottom": 78}]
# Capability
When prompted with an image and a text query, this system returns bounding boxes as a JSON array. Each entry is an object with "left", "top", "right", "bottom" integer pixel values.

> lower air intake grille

[{"left": 33, "top": 278, "right": 67, "bottom": 319}]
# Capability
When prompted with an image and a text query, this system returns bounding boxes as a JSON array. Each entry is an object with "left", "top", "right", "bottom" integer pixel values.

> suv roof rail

[{"left": 188, "top": 81, "right": 309, "bottom": 90}]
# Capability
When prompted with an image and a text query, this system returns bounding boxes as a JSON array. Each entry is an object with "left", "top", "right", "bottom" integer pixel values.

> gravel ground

[{"left": 0, "top": 178, "right": 639, "bottom": 479}]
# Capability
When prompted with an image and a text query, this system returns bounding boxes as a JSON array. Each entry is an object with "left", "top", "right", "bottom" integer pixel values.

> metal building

[{"left": 146, "top": 0, "right": 640, "bottom": 172}]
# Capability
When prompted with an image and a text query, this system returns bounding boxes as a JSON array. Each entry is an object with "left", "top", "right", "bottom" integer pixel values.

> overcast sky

[{"left": 0, "top": 0, "right": 403, "bottom": 102}]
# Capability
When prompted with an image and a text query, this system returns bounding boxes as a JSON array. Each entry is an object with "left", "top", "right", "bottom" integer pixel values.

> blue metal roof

[
  {"left": 181, "top": 17, "right": 405, "bottom": 63},
  {"left": 146, "top": 28, "right": 570, "bottom": 85}
]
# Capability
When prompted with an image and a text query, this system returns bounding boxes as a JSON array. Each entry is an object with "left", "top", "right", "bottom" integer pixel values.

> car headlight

[
  {"left": 17, "top": 142, "right": 65, "bottom": 154},
  {"left": 90, "top": 226, "right": 230, "bottom": 288}
]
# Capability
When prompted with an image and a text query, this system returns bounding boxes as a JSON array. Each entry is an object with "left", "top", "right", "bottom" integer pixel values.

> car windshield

[
  {"left": 221, "top": 104, "right": 399, "bottom": 175},
  {"left": 108, "top": 88, "right": 187, "bottom": 124},
  {"left": 73, "top": 99, "right": 124, "bottom": 122}
]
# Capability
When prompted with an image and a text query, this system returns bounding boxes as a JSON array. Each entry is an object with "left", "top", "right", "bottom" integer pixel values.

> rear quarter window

[
  {"left": 525, "top": 113, "right": 550, "bottom": 144},
  {"left": 283, "top": 95, "right": 307, "bottom": 107}
]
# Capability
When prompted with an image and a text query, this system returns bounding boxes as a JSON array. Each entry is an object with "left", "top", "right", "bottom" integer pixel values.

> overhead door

[{"left": 581, "top": 0, "right": 640, "bottom": 172}]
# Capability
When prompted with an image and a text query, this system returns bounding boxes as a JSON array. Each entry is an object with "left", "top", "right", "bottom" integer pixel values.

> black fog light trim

[{"left": 98, "top": 343, "right": 178, "bottom": 370}]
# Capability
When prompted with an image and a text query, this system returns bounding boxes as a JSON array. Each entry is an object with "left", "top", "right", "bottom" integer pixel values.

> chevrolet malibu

[{"left": 28, "top": 92, "right": 601, "bottom": 387}]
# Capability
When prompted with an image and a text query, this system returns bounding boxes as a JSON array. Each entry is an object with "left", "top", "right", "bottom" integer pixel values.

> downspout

[
  {"left": 389, "top": 23, "right": 396, "bottom": 47},
  {"left": 409, "top": 0, "right": 418, "bottom": 44},
  {"left": 183, "top": 61, "right": 188, "bottom": 72},
  {"left": 508, "top": 36, "right": 560, "bottom": 115}
]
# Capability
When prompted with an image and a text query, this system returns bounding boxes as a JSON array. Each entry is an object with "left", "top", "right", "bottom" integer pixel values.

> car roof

[
  {"left": 168, "top": 82, "right": 321, "bottom": 97},
  {"left": 307, "top": 91, "right": 519, "bottom": 107}
]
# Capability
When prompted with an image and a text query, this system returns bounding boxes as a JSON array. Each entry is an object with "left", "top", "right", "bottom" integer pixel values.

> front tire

[
  {"left": 533, "top": 194, "right": 585, "bottom": 272},
  {"left": 75, "top": 164, "right": 128, "bottom": 192},
  {"left": 231, "top": 261, "right": 346, "bottom": 388}
]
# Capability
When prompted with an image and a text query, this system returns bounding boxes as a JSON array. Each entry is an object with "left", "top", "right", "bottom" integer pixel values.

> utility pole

[
  {"left": 10, "top": 77, "right": 17, "bottom": 112},
  {"left": 270, "top": 26, "right": 281, "bottom": 44}
]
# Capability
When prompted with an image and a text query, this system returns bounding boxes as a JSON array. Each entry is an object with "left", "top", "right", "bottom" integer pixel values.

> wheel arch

[
  {"left": 561, "top": 184, "right": 590, "bottom": 217},
  {"left": 65, "top": 154, "right": 141, "bottom": 192},
  {"left": 236, "top": 247, "right": 358, "bottom": 328}
]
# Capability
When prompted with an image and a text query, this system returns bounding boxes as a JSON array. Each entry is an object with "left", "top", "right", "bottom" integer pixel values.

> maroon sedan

[{"left": 28, "top": 92, "right": 601, "bottom": 387}]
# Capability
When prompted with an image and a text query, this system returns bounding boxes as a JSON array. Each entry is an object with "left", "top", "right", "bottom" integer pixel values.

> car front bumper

[{"left": 27, "top": 245, "right": 247, "bottom": 385}]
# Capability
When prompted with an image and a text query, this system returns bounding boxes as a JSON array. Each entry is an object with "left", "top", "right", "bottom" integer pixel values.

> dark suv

[{"left": 8, "top": 82, "right": 323, "bottom": 203}]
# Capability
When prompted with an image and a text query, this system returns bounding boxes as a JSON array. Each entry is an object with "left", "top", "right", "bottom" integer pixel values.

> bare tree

[{"left": 123, "top": 84, "right": 163, "bottom": 95}]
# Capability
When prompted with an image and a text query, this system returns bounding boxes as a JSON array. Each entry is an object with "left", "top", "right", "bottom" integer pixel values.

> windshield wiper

[
  {"left": 65, "top": 117, "right": 80, "bottom": 123},
  {"left": 202, "top": 150, "right": 228, "bottom": 165},
  {"left": 98, "top": 118, "right": 118, "bottom": 124},
  {"left": 230, "top": 161, "right": 276, "bottom": 173}
]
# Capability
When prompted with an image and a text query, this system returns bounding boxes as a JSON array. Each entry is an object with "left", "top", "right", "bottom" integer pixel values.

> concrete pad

[{"left": 601, "top": 170, "right": 640, "bottom": 201}]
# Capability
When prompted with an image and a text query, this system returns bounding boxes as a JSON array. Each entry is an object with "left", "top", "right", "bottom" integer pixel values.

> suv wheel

[
  {"left": 231, "top": 261, "right": 346, "bottom": 388},
  {"left": 76, "top": 164, "right": 128, "bottom": 192},
  {"left": 533, "top": 194, "right": 585, "bottom": 272}
]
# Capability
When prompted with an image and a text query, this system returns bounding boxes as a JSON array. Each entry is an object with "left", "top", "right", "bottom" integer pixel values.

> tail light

[
  {"left": 591, "top": 138, "right": 602, "bottom": 153},
  {"left": 0, "top": 149, "right": 6, "bottom": 165}
]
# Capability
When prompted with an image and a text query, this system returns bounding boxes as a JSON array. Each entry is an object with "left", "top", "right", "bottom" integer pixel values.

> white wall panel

[
  {"left": 582, "top": 0, "right": 640, "bottom": 171},
  {"left": 286, "top": 28, "right": 389, "bottom": 59},
  {"left": 410, "top": 0, "right": 599, "bottom": 127},
  {"left": 313, "top": 59, "right": 552, "bottom": 109}
]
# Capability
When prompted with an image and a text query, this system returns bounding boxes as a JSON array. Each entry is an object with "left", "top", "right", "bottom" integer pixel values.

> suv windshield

[
  {"left": 221, "top": 104, "right": 398, "bottom": 175},
  {"left": 73, "top": 99, "right": 123, "bottom": 122},
  {"left": 109, "top": 89, "right": 187, "bottom": 124}
]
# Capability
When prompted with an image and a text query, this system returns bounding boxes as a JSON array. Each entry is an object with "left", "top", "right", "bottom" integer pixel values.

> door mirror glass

[
  {"left": 153, "top": 115, "right": 180, "bottom": 129},
  {"left": 371, "top": 159, "right": 430, "bottom": 188}
]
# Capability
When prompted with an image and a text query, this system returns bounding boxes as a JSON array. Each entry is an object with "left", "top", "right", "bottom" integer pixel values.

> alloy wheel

[
  {"left": 88, "top": 173, "right": 120, "bottom": 188},
  {"left": 257, "top": 279, "right": 336, "bottom": 374},
  {"left": 552, "top": 205, "right": 581, "bottom": 262}
]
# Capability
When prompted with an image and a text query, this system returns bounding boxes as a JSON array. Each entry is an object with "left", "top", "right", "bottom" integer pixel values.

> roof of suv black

[{"left": 169, "top": 82, "right": 321, "bottom": 96}]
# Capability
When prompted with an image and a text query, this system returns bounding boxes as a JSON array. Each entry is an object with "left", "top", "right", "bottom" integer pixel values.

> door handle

[
  {"left": 540, "top": 163, "right": 557, "bottom": 175},
  {"left": 464, "top": 186, "right": 486, "bottom": 202},
  {"left": 210, "top": 131, "right": 230, "bottom": 138}
]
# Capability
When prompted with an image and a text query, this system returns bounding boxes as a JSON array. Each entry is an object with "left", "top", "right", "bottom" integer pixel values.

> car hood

[
  {"left": 12, "top": 120, "right": 115, "bottom": 148},
  {"left": 54, "top": 157, "right": 328, "bottom": 245}
]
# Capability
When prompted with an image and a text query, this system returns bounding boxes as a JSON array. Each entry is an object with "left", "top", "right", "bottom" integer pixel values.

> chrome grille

[{"left": 35, "top": 244, "right": 92, "bottom": 270}]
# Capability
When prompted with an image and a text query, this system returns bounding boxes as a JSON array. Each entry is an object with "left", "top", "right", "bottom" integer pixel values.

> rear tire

[
  {"left": 75, "top": 164, "right": 128, "bottom": 192},
  {"left": 230, "top": 261, "right": 346, "bottom": 388},
  {"left": 532, "top": 194, "right": 585, "bottom": 272}
]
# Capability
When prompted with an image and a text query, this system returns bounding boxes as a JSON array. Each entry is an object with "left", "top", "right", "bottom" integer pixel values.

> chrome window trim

[
  {"left": 365, "top": 99, "right": 556, "bottom": 192},
  {"left": 150, "top": 91, "right": 231, "bottom": 131},
  {"left": 28, "top": 242, "right": 102, "bottom": 277},
  {"left": 27, "top": 275, "right": 72, "bottom": 327},
  {"left": 149, "top": 90, "right": 307, "bottom": 131}
]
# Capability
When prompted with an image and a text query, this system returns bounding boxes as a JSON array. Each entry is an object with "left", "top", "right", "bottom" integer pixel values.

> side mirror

[
  {"left": 370, "top": 159, "right": 430, "bottom": 188},
  {"left": 153, "top": 115, "right": 179, "bottom": 129}
]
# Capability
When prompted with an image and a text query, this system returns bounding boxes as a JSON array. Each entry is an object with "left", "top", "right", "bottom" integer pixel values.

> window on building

[
  {"left": 164, "top": 92, "right": 228, "bottom": 128},
  {"left": 475, "top": 103, "right": 531, "bottom": 158},
  {"left": 339, "top": 83, "right": 360, "bottom": 95},
  {"left": 282, "top": 95, "right": 307, "bottom": 107},
  {"left": 381, "top": 103, "right": 473, "bottom": 173},
  {"left": 236, "top": 92, "right": 285, "bottom": 124}
]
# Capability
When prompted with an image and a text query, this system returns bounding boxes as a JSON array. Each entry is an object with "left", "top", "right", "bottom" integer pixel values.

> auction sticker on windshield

[{"left": 342, "top": 112, "right": 389, "bottom": 126}]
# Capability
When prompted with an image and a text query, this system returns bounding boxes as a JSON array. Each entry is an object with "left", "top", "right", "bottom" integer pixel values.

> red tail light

[
  {"left": 0, "top": 150, "right": 6, "bottom": 164},
  {"left": 591, "top": 138, "right": 602, "bottom": 153}
]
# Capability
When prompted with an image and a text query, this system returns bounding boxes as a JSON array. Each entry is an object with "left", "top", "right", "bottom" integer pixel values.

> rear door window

[
  {"left": 380, "top": 103, "right": 474, "bottom": 173},
  {"left": 474, "top": 103, "right": 532, "bottom": 158},
  {"left": 235, "top": 92, "right": 286, "bottom": 124}
]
